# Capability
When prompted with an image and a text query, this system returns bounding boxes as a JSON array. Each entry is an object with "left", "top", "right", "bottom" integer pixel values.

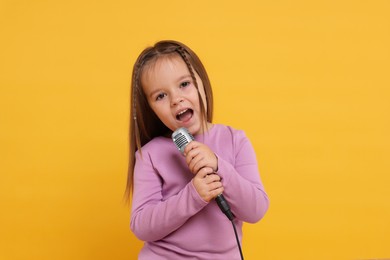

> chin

[{"left": 188, "top": 124, "right": 203, "bottom": 135}]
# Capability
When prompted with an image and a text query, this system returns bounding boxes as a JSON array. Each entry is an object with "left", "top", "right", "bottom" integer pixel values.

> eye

[
  {"left": 155, "top": 93, "right": 167, "bottom": 101},
  {"left": 180, "top": 81, "right": 191, "bottom": 88}
]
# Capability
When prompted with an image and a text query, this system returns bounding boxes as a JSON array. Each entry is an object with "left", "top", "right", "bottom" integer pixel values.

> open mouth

[{"left": 176, "top": 109, "right": 193, "bottom": 121}]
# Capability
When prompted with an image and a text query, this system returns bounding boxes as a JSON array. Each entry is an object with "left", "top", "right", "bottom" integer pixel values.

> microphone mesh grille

[{"left": 172, "top": 128, "right": 194, "bottom": 154}]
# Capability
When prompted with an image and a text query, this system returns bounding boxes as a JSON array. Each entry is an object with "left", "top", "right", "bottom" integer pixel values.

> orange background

[{"left": 1, "top": 0, "right": 389, "bottom": 259}]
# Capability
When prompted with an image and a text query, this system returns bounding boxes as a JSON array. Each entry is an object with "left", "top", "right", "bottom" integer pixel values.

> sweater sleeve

[
  {"left": 216, "top": 130, "right": 269, "bottom": 223},
  {"left": 130, "top": 150, "right": 208, "bottom": 242}
]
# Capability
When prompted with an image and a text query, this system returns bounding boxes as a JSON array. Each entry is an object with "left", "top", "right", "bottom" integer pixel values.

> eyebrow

[
  {"left": 176, "top": 74, "right": 192, "bottom": 82},
  {"left": 147, "top": 74, "right": 193, "bottom": 98}
]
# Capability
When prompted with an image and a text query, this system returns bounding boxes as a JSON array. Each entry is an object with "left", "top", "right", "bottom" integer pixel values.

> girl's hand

[
  {"left": 192, "top": 167, "right": 224, "bottom": 202},
  {"left": 184, "top": 141, "right": 218, "bottom": 175}
]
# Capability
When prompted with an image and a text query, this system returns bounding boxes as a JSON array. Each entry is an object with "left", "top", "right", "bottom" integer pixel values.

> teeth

[{"left": 177, "top": 109, "right": 188, "bottom": 116}]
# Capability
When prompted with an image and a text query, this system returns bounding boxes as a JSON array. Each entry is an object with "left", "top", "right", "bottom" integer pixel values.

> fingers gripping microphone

[{"left": 172, "top": 127, "right": 235, "bottom": 221}]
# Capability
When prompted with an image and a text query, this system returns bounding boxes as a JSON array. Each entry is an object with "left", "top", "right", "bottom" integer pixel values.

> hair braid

[
  {"left": 176, "top": 47, "right": 199, "bottom": 89},
  {"left": 175, "top": 46, "right": 208, "bottom": 129},
  {"left": 132, "top": 60, "right": 144, "bottom": 153}
]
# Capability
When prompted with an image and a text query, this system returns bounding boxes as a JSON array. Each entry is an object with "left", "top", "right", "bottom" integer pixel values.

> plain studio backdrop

[{"left": 0, "top": 1, "right": 389, "bottom": 259}]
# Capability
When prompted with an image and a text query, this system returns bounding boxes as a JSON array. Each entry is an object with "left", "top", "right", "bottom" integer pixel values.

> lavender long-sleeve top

[{"left": 131, "top": 124, "right": 269, "bottom": 259}]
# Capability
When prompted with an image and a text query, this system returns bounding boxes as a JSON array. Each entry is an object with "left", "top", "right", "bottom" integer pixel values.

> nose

[{"left": 171, "top": 94, "right": 184, "bottom": 106}]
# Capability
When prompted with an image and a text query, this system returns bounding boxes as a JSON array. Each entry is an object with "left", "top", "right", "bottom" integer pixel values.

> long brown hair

[{"left": 125, "top": 40, "right": 214, "bottom": 202}]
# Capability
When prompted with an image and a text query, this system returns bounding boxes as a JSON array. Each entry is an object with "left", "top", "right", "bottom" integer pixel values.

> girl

[{"left": 126, "top": 40, "right": 269, "bottom": 259}]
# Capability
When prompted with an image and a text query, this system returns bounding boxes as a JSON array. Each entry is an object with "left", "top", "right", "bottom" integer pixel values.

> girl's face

[{"left": 141, "top": 55, "right": 208, "bottom": 136}]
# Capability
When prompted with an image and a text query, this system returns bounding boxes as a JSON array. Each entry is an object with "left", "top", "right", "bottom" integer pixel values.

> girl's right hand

[
  {"left": 184, "top": 141, "right": 218, "bottom": 175},
  {"left": 192, "top": 167, "right": 224, "bottom": 202}
]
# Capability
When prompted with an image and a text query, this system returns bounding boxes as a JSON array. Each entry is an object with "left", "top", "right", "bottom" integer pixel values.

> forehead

[{"left": 141, "top": 54, "right": 189, "bottom": 84}]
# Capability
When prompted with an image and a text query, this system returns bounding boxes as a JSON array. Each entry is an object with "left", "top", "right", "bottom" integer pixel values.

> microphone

[{"left": 172, "top": 127, "right": 235, "bottom": 221}]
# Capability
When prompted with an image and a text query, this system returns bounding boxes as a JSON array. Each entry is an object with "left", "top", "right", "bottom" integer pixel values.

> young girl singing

[{"left": 126, "top": 40, "right": 269, "bottom": 259}]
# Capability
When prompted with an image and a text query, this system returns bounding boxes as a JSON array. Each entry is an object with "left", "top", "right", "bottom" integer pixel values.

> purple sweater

[{"left": 131, "top": 124, "right": 269, "bottom": 259}]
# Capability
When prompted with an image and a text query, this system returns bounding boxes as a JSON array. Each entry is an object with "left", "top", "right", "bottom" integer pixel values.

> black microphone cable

[
  {"left": 232, "top": 218, "right": 244, "bottom": 260},
  {"left": 215, "top": 194, "right": 244, "bottom": 260}
]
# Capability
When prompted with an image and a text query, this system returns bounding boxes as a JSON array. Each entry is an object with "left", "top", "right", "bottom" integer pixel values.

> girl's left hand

[
  {"left": 192, "top": 167, "right": 224, "bottom": 202},
  {"left": 183, "top": 141, "right": 218, "bottom": 175}
]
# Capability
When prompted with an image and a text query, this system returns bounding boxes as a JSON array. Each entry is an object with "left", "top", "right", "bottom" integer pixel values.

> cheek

[{"left": 149, "top": 102, "right": 170, "bottom": 121}]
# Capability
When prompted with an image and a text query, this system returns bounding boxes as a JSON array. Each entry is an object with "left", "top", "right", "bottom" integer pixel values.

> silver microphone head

[{"left": 172, "top": 127, "right": 195, "bottom": 154}]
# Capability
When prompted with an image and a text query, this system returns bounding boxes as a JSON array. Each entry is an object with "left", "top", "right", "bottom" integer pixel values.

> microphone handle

[{"left": 215, "top": 193, "right": 234, "bottom": 220}]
